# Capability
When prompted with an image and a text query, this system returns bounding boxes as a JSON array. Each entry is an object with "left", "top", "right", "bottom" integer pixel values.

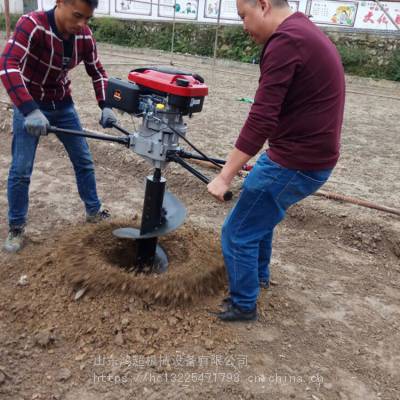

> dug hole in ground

[{"left": 0, "top": 43, "right": 399, "bottom": 400}]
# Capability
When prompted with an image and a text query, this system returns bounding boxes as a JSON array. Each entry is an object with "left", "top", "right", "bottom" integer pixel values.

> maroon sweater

[
  {"left": 0, "top": 10, "right": 108, "bottom": 116},
  {"left": 236, "top": 12, "right": 345, "bottom": 170}
]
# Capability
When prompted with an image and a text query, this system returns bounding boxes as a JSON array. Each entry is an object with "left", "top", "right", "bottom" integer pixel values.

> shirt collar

[{"left": 46, "top": 7, "right": 74, "bottom": 41}]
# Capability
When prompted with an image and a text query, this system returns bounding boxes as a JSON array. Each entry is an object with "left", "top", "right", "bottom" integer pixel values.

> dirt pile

[{"left": 30, "top": 221, "right": 226, "bottom": 306}]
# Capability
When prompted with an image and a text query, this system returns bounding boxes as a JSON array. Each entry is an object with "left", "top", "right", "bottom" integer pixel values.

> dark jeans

[
  {"left": 221, "top": 153, "right": 332, "bottom": 312},
  {"left": 8, "top": 105, "right": 101, "bottom": 227}
]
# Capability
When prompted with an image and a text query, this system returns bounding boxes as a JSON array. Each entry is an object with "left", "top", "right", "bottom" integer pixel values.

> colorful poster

[
  {"left": 308, "top": 0, "right": 358, "bottom": 26},
  {"left": 355, "top": 1, "right": 400, "bottom": 30},
  {"left": 115, "top": 0, "right": 152, "bottom": 15},
  {"left": 158, "top": 0, "right": 198, "bottom": 19},
  {"left": 204, "top": 0, "right": 240, "bottom": 20}
]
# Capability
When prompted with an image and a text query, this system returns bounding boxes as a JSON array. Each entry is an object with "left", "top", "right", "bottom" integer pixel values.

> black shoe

[
  {"left": 86, "top": 208, "right": 111, "bottom": 223},
  {"left": 216, "top": 303, "right": 257, "bottom": 322},
  {"left": 3, "top": 226, "right": 25, "bottom": 253},
  {"left": 218, "top": 296, "right": 232, "bottom": 310},
  {"left": 259, "top": 280, "right": 270, "bottom": 289}
]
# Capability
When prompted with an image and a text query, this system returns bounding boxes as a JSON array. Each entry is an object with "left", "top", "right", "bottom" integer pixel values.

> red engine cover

[{"left": 128, "top": 69, "right": 208, "bottom": 97}]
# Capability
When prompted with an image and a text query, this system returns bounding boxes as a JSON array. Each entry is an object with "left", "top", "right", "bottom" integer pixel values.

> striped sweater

[{"left": 0, "top": 9, "right": 108, "bottom": 116}]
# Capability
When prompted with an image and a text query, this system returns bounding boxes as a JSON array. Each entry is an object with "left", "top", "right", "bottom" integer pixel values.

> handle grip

[{"left": 223, "top": 191, "right": 233, "bottom": 201}]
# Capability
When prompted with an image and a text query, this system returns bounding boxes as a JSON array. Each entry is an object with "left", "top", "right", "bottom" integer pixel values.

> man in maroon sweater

[
  {"left": 1, "top": 0, "right": 117, "bottom": 252},
  {"left": 208, "top": 0, "right": 345, "bottom": 321}
]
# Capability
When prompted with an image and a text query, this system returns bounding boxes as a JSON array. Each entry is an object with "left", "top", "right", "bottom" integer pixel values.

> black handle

[
  {"left": 223, "top": 191, "right": 233, "bottom": 201},
  {"left": 48, "top": 126, "right": 129, "bottom": 146},
  {"left": 168, "top": 154, "right": 233, "bottom": 202},
  {"left": 111, "top": 122, "right": 132, "bottom": 136}
]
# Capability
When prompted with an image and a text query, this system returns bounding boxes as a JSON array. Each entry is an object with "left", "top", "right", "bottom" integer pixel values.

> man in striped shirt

[{"left": 0, "top": 0, "right": 117, "bottom": 252}]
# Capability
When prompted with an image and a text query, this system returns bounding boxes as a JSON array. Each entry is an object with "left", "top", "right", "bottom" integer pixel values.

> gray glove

[
  {"left": 24, "top": 109, "right": 50, "bottom": 137},
  {"left": 99, "top": 107, "right": 117, "bottom": 128}
]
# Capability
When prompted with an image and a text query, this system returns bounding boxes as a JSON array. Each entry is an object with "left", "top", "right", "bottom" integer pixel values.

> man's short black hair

[
  {"left": 64, "top": 0, "right": 99, "bottom": 10},
  {"left": 82, "top": 0, "right": 99, "bottom": 8},
  {"left": 65, "top": 0, "right": 98, "bottom": 8},
  {"left": 244, "top": 0, "right": 289, "bottom": 7}
]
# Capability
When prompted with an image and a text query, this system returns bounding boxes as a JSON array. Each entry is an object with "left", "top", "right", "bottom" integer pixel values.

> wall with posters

[
  {"left": 38, "top": 0, "right": 399, "bottom": 31},
  {"left": 38, "top": 0, "right": 400, "bottom": 31},
  {"left": 306, "top": 0, "right": 400, "bottom": 30}
]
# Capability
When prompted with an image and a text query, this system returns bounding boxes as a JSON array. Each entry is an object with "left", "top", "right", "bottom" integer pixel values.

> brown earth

[{"left": 0, "top": 41, "right": 399, "bottom": 400}]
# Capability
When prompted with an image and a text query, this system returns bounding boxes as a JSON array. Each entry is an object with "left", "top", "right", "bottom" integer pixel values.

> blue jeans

[
  {"left": 7, "top": 105, "right": 101, "bottom": 228},
  {"left": 221, "top": 153, "right": 332, "bottom": 312}
]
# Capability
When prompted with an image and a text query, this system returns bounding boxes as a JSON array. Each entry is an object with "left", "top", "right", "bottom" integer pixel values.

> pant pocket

[
  {"left": 298, "top": 169, "right": 332, "bottom": 184},
  {"left": 276, "top": 169, "right": 331, "bottom": 210},
  {"left": 243, "top": 154, "right": 289, "bottom": 192}
]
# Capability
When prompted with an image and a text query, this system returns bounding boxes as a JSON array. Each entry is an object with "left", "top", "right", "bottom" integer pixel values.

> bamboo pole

[
  {"left": 4, "top": 0, "right": 11, "bottom": 40},
  {"left": 169, "top": 0, "right": 177, "bottom": 65},
  {"left": 189, "top": 158, "right": 400, "bottom": 217}
]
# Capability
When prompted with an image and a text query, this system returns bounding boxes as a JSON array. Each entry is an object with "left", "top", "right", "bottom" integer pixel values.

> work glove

[
  {"left": 99, "top": 107, "right": 117, "bottom": 128},
  {"left": 24, "top": 109, "right": 50, "bottom": 137}
]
